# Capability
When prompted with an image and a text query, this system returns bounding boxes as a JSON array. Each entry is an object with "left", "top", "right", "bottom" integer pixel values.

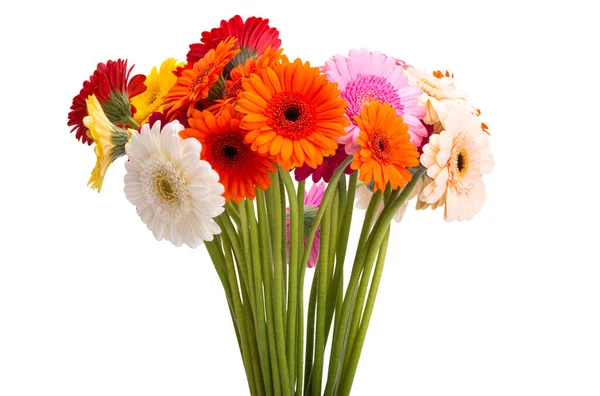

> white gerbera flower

[
  {"left": 405, "top": 68, "right": 466, "bottom": 125},
  {"left": 124, "top": 120, "right": 225, "bottom": 247},
  {"left": 419, "top": 103, "right": 494, "bottom": 221}
]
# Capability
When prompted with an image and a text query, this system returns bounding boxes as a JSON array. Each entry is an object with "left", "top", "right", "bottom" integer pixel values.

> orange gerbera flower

[
  {"left": 208, "top": 46, "right": 284, "bottom": 115},
  {"left": 180, "top": 104, "right": 275, "bottom": 203},
  {"left": 236, "top": 58, "right": 349, "bottom": 171},
  {"left": 163, "top": 37, "right": 239, "bottom": 120},
  {"left": 351, "top": 102, "right": 420, "bottom": 191}
]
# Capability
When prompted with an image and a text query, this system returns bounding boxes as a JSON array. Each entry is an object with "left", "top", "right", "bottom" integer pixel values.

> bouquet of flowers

[{"left": 67, "top": 14, "right": 493, "bottom": 396}]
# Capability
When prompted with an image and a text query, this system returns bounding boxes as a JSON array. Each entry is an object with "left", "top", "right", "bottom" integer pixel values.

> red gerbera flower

[
  {"left": 67, "top": 59, "right": 146, "bottom": 145},
  {"left": 187, "top": 15, "right": 281, "bottom": 68}
]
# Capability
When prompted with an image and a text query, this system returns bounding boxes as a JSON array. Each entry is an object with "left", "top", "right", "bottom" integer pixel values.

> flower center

[
  {"left": 342, "top": 74, "right": 404, "bottom": 120},
  {"left": 209, "top": 133, "right": 249, "bottom": 168},
  {"left": 267, "top": 92, "right": 317, "bottom": 140},
  {"left": 149, "top": 165, "right": 186, "bottom": 207},
  {"left": 284, "top": 106, "right": 301, "bottom": 122},
  {"left": 455, "top": 148, "right": 469, "bottom": 177},
  {"left": 370, "top": 129, "right": 392, "bottom": 163}
]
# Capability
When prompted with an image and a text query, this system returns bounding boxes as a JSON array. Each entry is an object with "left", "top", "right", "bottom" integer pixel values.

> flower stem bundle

[{"left": 66, "top": 14, "right": 494, "bottom": 395}]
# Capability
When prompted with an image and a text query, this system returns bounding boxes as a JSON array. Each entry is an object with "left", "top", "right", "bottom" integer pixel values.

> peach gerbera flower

[
  {"left": 163, "top": 37, "right": 239, "bottom": 120},
  {"left": 351, "top": 102, "right": 420, "bottom": 191},
  {"left": 236, "top": 58, "right": 349, "bottom": 171},
  {"left": 419, "top": 102, "right": 494, "bottom": 221},
  {"left": 180, "top": 104, "right": 275, "bottom": 203}
]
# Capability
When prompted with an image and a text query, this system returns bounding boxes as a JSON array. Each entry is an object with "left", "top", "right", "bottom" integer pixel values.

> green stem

[
  {"left": 257, "top": 190, "right": 283, "bottom": 396},
  {"left": 221, "top": 229, "right": 258, "bottom": 396},
  {"left": 325, "top": 172, "right": 357, "bottom": 341},
  {"left": 338, "top": 228, "right": 390, "bottom": 396},
  {"left": 239, "top": 201, "right": 258, "bottom": 320},
  {"left": 324, "top": 189, "right": 381, "bottom": 396},
  {"left": 280, "top": 169, "right": 299, "bottom": 386},
  {"left": 269, "top": 171, "right": 293, "bottom": 395},
  {"left": 226, "top": 201, "right": 242, "bottom": 227},
  {"left": 205, "top": 240, "right": 241, "bottom": 352},
  {"left": 300, "top": 157, "right": 353, "bottom": 271},
  {"left": 312, "top": 201, "right": 332, "bottom": 396},
  {"left": 295, "top": 180, "right": 305, "bottom": 396},
  {"left": 246, "top": 199, "right": 274, "bottom": 396},
  {"left": 344, "top": 185, "right": 392, "bottom": 368},
  {"left": 303, "top": 273, "right": 318, "bottom": 396},
  {"left": 217, "top": 214, "right": 250, "bottom": 295},
  {"left": 331, "top": 168, "right": 427, "bottom": 394},
  {"left": 123, "top": 115, "right": 140, "bottom": 130}
]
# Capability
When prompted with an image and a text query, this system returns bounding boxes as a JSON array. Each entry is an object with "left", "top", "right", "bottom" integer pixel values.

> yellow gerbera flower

[
  {"left": 131, "top": 58, "right": 182, "bottom": 125},
  {"left": 83, "top": 95, "right": 132, "bottom": 191}
]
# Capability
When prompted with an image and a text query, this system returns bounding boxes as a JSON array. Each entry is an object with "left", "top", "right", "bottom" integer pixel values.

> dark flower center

[
  {"left": 455, "top": 148, "right": 470, "bottom": 177},
  {"left": 370, "top": 129, "right": 392, "bottom": 163},
  {"left": 268, "top": 92, "right": 317, "bottom": 140},
  {"left": 209, "top": 133, "right": 249, "bottom": 169},
  {"left": 284, "top": 106, "right": 301, "bottom": 122},
  {"left": 457, "top": 152, "right": 465, "bottom": 172},
  {"left": 222, "top": 145, "right": 238, "bottom": 159}
]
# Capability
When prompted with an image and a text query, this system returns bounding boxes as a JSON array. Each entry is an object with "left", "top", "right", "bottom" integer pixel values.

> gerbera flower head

[
  {"left": 82, "top": 95, "right": 132, "bottom": 192},
  {"left": 405, "top": 67, "right": 466, "bottom": 125},
  {"left": 124, "top": 120, "right": 225, "bottom": 247},
  {"left": 163, "top": 37, "right": 239, "bottom": 120},
  {"left": 236, "top": 58, "right": 349, "bottom": 171},
  {"left": 286, "top": 182, "right": 326, "bottom": 268},
  {"left": 187, "top": 15, "right": 281, "bottom": 74},
  {"left": 130, "top": 58, "right": 183, "bottom": 126},
  {"left": 68, "top": 59, "right": 146, "bottom": 145},
  {"left": 294, "top": 145, "right": 354, "bottom": 183},
  {"left": 419, "top": 102, "right": 494, "bottom": 221},
  {"left": 324, "top": 49, "right": 427, "bottom": 153},
  {"left": 180, "top": 104, "right": 275, "bottom": 204},
  {"left": 350, "top": 102, "right": 420, "bottom": 192}
]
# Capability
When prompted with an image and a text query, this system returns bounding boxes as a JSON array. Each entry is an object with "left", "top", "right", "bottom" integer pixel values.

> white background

[{"left": 1, "top": 0, "right": 599, "bottom": 395}]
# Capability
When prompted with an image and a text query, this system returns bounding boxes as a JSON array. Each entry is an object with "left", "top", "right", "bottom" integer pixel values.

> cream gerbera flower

[
  {"left": 355, "top": 184, "right": 408, "bottom": 223},
  {"left": 419, "top": 103, "right": 494, "bottom": 221},
  {"left": 405, "top": 68, "right": 466, "bottom": 125},
  {"left": 124, "top": 120, "right": 225, "bottom": 247},
  {"left": 83, "top": 94, "right": 131, "bottom": 191},
  {"left": 130, "top": 58, "right": 182, "bottom": 125}
]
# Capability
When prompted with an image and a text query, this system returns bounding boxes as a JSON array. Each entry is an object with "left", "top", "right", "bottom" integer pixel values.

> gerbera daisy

[
  {"left": 180, "top": 104, "right": 275, "bottom": 203},
  {"left": 131, "top": 58, "right": 183, "bottom": 125},
  {"left": 404, "top": 67, "right": 467, "bottom": 125},
  {"left": 419, "top": 102, "right": 494, "bottom": 221},
  {"left": 82, "top": 95, "right": 132, "bottom": 192},
  {"left": 294, "top": 145, "right": 354, "bottom": 183},
  {"left": 124, "top": 120, "right": 225, "bottom": 247},
  {"left": 208, "top": 46, "right": 284, "bottom": 113},
  {"left": 351, "top": 102, "right": 420, "bottom": 191},
  {"left": 236, "top": 58, "right": 349, "bottom": 171},
  {"left": 163, "top": 37, "right": 239, "bottom": 120},
  {"left": 323, "top": 49, "right": 427, "bottom": 153},
  {"left": 286, "top": 182, "right": 325, "bottom": 268},
  {"left": 68, "top": 59, "right": 146, "bottom": 145},
  {"left": 187, "top": 15, "right": 281, "bottom": 73}
]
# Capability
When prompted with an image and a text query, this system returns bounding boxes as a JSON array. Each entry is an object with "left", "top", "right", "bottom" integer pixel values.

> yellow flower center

[{"left": 152, "top": 167, "right": 185, "bottom": 206}]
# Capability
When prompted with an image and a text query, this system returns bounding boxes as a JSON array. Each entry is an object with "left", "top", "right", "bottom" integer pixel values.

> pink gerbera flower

[
  {"left": 286, "top": 182, "right": 326, "bottom": 268},
  {"left": 323, "top": 49, "right": 427, "bottom": 153}
]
